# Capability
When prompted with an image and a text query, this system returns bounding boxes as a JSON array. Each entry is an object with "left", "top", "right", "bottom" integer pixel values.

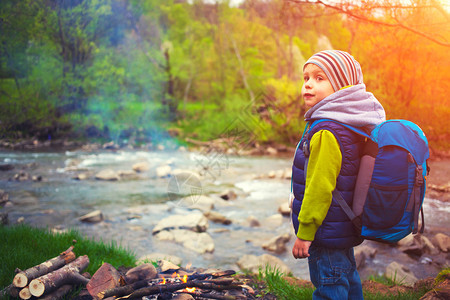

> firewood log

[
  {"left": 86, "top": 262, "right": 125, "bottom": 298},
  {"left": 38, "top": 284, "right": 73, "bottom": 300},
  {"left": 98, "top": 279, "right": 149, "bottom": 299},
  {"left": 29, "top": 255, "right": 89, "bottom": 298},
  {"left": 116, "top": 280, "right": 242, "bottom": 299},
  {"left": 0, "top": 284, "right": 19, "bottom": 298},
  {"left": 13, "top": 246, "right": 76, "bottom": 288},
  {"left": 19, "top": 286, "right": 32, "bottom": 300}
]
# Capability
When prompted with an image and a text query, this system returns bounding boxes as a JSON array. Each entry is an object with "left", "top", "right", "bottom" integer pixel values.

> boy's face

[{"left": 302, "top": 63, "right": 335, "bottom": 108}]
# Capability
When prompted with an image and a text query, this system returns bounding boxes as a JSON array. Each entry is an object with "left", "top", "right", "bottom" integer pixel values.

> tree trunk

[
  {"left": 230, "top": 35, "right": 255, "bottom": 101},
  {"left": 13, "top": 246, "right": 76, "bottom": 288},
  {"left": 29, "top": 255, "right": 89, "bottom": 297}
]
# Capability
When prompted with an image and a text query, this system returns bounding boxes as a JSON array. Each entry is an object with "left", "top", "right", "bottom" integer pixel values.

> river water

[{"left": 0, "top": 149, "right": 448, "bottom": 280}]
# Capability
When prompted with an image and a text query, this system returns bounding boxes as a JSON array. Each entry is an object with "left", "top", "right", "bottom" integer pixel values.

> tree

[{"left": 286, "top": 0, "right": 450, "bottom": 47}]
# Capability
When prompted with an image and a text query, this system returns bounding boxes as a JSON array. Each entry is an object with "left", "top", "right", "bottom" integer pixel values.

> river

[{"left": 0, "top": 148, "right": 448, "bottom": 280}]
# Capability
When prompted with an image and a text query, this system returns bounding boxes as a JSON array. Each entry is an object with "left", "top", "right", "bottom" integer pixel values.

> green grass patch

[
  {"left": 0, "top": 224, "right": 136, "bottom": 289},
  {"left": 258, "top": 266, "right": 314, "bottom": 299}
]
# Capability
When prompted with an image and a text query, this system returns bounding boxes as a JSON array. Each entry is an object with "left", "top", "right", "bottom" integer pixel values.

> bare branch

[{"left": 286, "top": 0, "right": 450, "bottom": 47}]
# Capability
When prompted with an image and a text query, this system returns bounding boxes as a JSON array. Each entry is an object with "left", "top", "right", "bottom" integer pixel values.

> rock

[
  {"left": 154, "top": 229, "right": 215, "bottom": 254},
  {"left": 264, "top": 214, "right": 283, "bottom": 227},
  {"left": 0, "top": 212, "right": 8, "bottom": 225},
  {"left": 262, "top": 234, "right": 291, "bottom": 254},
  {"left": 118, "top": 170, "right": 139, "bottom": 179},
  {"left": 102, "top": 141, "right": 119, "bottom": 150},
  {"left": 172, "top": 294, "right": 194, "bottom": 300},
  {"left": 156, "top": 165, "right": 171, "bottom": 178},
  {"left": 385, "top": 261, "right": 418, "bottom": 287},
  {"left": 13, "top": 171, "right": 30, "bottom": 181},
  {"left": 203, "top": 211, "right": 232, "bottom": 225},
  {"left": 132, "top": 162, "right": 150, "bottom": 172},
  {"left": 0, "top": 189, "right": 9, "bottom": 204},
  {"left": 266, "top": 147, "right": 278, "bottom": 155},
  {"left": 397, "top": 233, "right": 414, "bottom": 247},
  {"left": 125, "top": 263, "right": 157, "bottom": 284},
  {"left": 159, "top": 260, "right": 181, "bottom": 272},
  {"left": 432, "top": 233, "right": 450, "bottom": 252},
  {"left": 220, "top": 189, "right": 237, "bottom": 201},
  {"left": 31, "top": 175, "right": 42, "bottom": 182},
  {"left": 399, "top": 234, "right": 439, "bottom": 256},
  {"left": 136, "top": 253, "right": 182, "bottom": 266},
  {"left": 419, "top": 235, "right": 439, "bottom": 255},
  {"left": 79, "top": 210, "right": 104, "bottom": 223},
  {"left": 0, "top": 164, "right": 14, "bottom": 171},
  {"left": 73, "top": 173, "right": 89, "bottom": 180},
  {"left": 152, "top": 213, "right": 209, "bottom": 234},
  {"left": 12, "top": 191, "right": 39, "bottom": 206},
  {"left": 237, "top": 254, "right": 292, "bottom": 275},
  {"left": 185, "top": 195, "right": 215, "bottom": 212},
  {"left": 354, "top": 245, "right": 378, "bottom": 269},
  {"left": 246, "top": 216, "right": 260, "bottom": 227},
  {"left": 278, "top": 202, "right": 291, "bottom": 217},
  {"left": 95, "top": 169, "right": 119, "bottom": 181},
  {"left": 87, "top": 263, "right": 123, "bottom": 298}
]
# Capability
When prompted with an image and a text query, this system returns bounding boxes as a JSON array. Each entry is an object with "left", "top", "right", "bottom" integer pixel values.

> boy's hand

[{"left": 292, "top": 237, "right": 312, "bottom": 259}]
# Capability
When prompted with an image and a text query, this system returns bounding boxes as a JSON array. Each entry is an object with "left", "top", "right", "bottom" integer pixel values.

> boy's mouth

[{"left": 303, "top": 93, "right": 314, "bottom": 98}]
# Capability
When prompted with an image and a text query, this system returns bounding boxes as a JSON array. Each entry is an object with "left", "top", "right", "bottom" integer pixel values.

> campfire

[
  {"left": 119, "top": 268, "right": 250, "bottom": 300},
  {"left": 1, "top": 244, "right": 254, "bottom": 300}
]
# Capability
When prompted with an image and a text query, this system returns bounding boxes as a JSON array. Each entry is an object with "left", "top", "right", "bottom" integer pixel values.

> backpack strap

[{"left": 412, "top": 163, "right": 425, "bottom": 234}]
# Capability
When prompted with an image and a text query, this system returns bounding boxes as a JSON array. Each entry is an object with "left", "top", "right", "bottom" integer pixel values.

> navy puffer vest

[{"left": 291, "top": 120, "right": 365, "bottom": 249}]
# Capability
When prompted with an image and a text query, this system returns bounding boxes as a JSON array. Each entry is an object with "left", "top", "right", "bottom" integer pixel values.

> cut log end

[
  {"left": 29, "top": 279, "right": 45, "bottom": 297},
  {"left": 19, "top": 287, "right": 32, "bottom": 300},
  {"left": 13, "top": 273, "right": 28, "bottom": 288}
]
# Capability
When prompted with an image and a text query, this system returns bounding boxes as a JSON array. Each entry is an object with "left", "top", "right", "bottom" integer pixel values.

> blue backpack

[{"left": 305, "top": 119, "right": 430, "bottom": 243}]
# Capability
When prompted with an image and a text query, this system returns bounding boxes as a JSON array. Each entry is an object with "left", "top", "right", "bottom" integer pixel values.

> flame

[
  {"left": 160, "top": 277, "right": 166, "bottom": 284},
  {"left": 167, "top": 272, "right": 197, "bottom": 293}
]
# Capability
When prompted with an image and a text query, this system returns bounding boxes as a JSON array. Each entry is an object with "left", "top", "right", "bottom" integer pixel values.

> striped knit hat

[{"left": 303, "top": 50, "right": 364, "bottom": 92}]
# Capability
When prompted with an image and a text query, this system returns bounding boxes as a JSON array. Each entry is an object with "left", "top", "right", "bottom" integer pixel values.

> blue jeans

[{"left": 308, "top": 245, "right": 364, "bottom": 300}]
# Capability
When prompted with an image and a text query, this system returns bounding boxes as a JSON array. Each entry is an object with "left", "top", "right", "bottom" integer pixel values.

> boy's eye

[
  {"left": 317, "top": 76, "right": 323, "bottom": 81},
  {"left": 304, "top": 76, "right": 309, "bottom": 81}
]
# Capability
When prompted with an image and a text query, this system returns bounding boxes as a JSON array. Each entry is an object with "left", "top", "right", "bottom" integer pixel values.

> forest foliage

[{"left": 1, "top": 0, "right": 449, "bottom": 151}]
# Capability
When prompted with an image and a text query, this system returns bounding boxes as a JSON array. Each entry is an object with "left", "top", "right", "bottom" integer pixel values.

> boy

[{"left": 291, "top": 50, "right": 385, "bottom": 299}]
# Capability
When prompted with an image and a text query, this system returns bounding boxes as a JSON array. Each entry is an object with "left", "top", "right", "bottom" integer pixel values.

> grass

[
  {"left": 0, "top": 224, "right": 136, "bottom": 290},
  {"left": 258, "top": 267, "right": 314, "bottom": 299}
]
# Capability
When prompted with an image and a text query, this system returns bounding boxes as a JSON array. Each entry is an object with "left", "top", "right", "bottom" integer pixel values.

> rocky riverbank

[{"left": 0, "top": 140, "right": 449, "bottom": 296}]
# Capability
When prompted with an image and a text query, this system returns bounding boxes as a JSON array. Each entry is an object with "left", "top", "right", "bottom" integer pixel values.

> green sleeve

[{"left": 297, "top": 130, "right": 342, "bottom": 241}]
